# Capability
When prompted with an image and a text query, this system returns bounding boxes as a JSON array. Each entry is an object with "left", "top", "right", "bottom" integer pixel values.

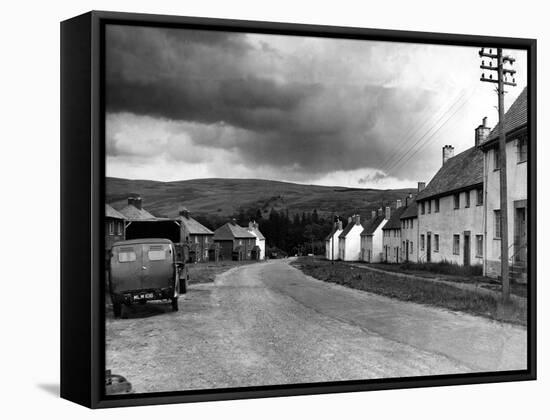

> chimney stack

[
  {"left": 179, "top": 206, "right": 190, "bottom": 218},
  {"left": 378, "top": 207, "right": 383, "bottom": 217},
  {"left": 385, "top": 206, "right": 391, "bottom": 220},
  {"left": 231, "top": 218, "right": 237, "bottom": 225},
  {"left": 337, "top": 220, "right": 343, "bottom": 230},
  {"left": 128, "top": 196, "right": 142, "bottom": 210},
  {"left": 475, "top": 117, "right": 491, "bottom": 146},
  {"left": 417, "top": 182, "right": 426, "bottom": 192},
  {"left": 442, "top": 145, "right": 455, "bottom": 165},
  {"left": 405, "top": 193, "right": 413, "bottom": 207},
  {"left": 371, "top": 210, "right": 376, "bottom": 219},
  {"left": 355, "top": 215, "right": 361, "bottom": 225},
  {"left": 348, "top": 216, "right": 352, "bottom": 223},
  {"left": 396, "top": 199, "right": 402, "bottom": 208}
]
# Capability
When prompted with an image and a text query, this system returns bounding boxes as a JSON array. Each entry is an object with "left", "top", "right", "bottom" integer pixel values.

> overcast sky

[{"left": 105, "top": 25, "right": 527, "bottom": 189}]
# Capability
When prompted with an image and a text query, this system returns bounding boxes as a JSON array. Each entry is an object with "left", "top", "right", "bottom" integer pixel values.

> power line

[
  {"left": 381, "top": 87, "right": 473, "bottom": 175},
  {"left": 388, "top": 89, "right": 476, "bottom": 174}
]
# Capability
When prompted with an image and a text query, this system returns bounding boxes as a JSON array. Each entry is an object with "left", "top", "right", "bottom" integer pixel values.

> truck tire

[
  {"left": 113, "top": 303, "right": 122, "bottom": 318},
  {"left": 171, "top": 297, "right": 179, "bottom": 312}
]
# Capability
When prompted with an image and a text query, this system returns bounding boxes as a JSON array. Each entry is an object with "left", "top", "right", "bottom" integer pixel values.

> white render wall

[
  {"left": 339, "top": 224, "right": 363, "bottom": 261},
  {"left": 417, "top": 191, "right": 484, "bottom": 266},
  {"left": 325, "top": 228, "right": 342, "bottom": 260},
  {"left": 383, "top": 229, "right": 402, "bottom": 263},
  {"left": 484, "top": 138, "right": 528, "bottom": 277},
  {"left": 361, "top": 221, "right": 386, "bottom": 263},
  {"left": 401, "top": 217, "right": 418, "bottom": 262}
]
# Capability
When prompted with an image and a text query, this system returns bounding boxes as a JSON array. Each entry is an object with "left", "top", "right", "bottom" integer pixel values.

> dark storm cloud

[{"left": 105, "top": 25, "right": 438, "bottom": 178}]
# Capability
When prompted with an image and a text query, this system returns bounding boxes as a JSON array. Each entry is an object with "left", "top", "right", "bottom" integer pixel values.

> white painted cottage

[
  {"left": 360, "top": 208, "right": 389, "bottom": 263},
  {"left": 247, "top": 221, "right": 266, "bottom": 260},
  {"left": 325, "top": 219, "right": 343, "bottom": 260},
  {"left": 338, "top": 215, "right": 364, "bottom": 262}
]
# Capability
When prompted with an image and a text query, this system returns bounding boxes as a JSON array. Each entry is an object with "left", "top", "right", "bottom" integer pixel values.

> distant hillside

[{"left": 106, "top": 177, "right": 416, "bottom": 219}]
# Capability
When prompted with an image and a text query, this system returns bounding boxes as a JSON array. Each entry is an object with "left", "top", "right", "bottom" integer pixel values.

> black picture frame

[{"left": 61, "top": 10, "right": 537, "bottom": 409}]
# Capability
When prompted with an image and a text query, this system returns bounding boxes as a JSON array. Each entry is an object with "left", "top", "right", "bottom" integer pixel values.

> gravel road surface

[{"left": 106, "top": 258, "right": 527, "bottom": 394}]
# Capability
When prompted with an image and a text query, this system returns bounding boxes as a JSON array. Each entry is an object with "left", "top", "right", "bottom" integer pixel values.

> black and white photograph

[{"left": 103, "top": 22, "right": 530, "bottom": 396}]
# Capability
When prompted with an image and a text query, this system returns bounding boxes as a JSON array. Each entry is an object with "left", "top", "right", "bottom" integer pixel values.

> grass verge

[{"left": 291, "top": 257, "right": 526, "bottom": 326}]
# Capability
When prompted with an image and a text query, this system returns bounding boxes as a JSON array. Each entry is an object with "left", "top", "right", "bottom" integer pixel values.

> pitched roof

[
  {"left": 105, "top": 204, "right": 126, "bottom": 220},
  {"left": 213, "top": 222, "right": 256, "bottom": 241},
  {"left": 339, "top": 220, "right": 365, "bottom": 238},
  {"left": 248, "top": 226, "right": 265, "bottom": 240},
  {"left": 400, "top": 200, "right": 418, "bottom": 219},
  {"left": 416, "top": 146, "right": 483, "bottom": 201},
  {"left": 486, "top": 86, "right": 527, "bottom": 142},
  {"left": 118, "top": 204, "right": 157, "bottom": 221},
  {"left": 179, "top": 214, "right": 214, "bottom": 235},
  {"left": 382, "top": 206, "right": 407, "bottom": 230},
  {"left": 361, "top": 215, "right": 386, "bottom": 236},
  {"left": 324, "top": 224, "right": 341, "bottom": 241}
]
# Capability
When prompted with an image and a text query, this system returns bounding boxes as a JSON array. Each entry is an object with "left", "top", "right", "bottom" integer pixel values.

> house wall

[
  {"left": 188, "top": 234, "right": 212, "bottom": 262},
  {"left": 325, "top": 230, "right": 342, "bottom": 260},
  {"left": 361, "top": 223, "right": 386, "bottom": 263},
  {"left": 401, "top": 217, "right": 418, "bottom": 262},
  {"left": 339, "top": 224, "right": 363, "bottom": 261},
  {"left": 418, "top": 191, "right": 484, "bottom": 266},
  {"left": 484, "top": 134, "right": 528, "bottom": 277},
  {"left": 256, "top": 238, "right": 265, "bottom": 260},
  {"left": 216, "top": 240, "right": 234, "bottom": 260},
  {"left": 105, "top": 217, "right": 125, "bottom": 250},
  {"left": 383, "top": 229, "right": 402, "bottom": 263}
]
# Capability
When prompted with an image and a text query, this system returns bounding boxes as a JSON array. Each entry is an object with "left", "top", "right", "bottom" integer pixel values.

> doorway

[
  {"left": 426, "top": 233, "right": 431, "bottom": 262},
  {"left": 463, "top": 231, "right": 471, "bottom": 266}
]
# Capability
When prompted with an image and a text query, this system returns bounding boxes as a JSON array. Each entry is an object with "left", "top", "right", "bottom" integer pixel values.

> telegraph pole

[{"left": 479, "top": 47, "right": 516, "bottom": 303}]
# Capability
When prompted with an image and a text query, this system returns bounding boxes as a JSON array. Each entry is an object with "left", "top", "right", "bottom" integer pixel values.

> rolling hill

[{"left": 106, "top": 177, "right": 416, "bottom": 220}]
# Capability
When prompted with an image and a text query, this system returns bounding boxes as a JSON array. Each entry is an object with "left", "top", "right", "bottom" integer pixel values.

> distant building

[
  {"left": 338, "top": 215, "right": 364, "bottom": 261},
  {"left": 178, "top": 207, "right": 214, "bottom": 262},
  {"left": 416, "top": 129, "right": 485, "bottom": 266},
  {"left": 105, "top": 204, "right": 126, "bottom": 251},
  {"left": 213, "top": 220, "right": 257, "bottom": 261},
  {"left": 361, "top": 208, "right": 389, "bottom": 263},
  {"left": 479, "top": 87, "right": 528, "bottom": 282},
  {"left": 247, "top": 221, "right": 266, "bottom": 260},
  {"left": 118, "top": 196, "right": 157, "bottom": 221},
  {"left": 400, "top": 189, "right": 421, "bottom": 262},
  {"left": 325, "top": 219, "right": 343, "bottom": 260},
  {"left": 382, "top": 201, "right": 407, "bottom": 263}
]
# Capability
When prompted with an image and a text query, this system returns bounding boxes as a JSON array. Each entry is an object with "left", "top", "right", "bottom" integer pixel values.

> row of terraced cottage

[
  {"left": 105, "top": 198, "right": 266, "bottom": 263},
  {"left": 325, "top": 87, "right": 528, "bottom": 283}
]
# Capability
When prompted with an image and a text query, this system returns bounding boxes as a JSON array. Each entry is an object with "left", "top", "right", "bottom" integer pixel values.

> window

[
  {"left": 410, "top": 219, "right": 414, "bottom": 229},
  {"left": 494, "top": 148, "right": 501, "bottom": 170},
  {"left": 434, "top": 198, "right": 440, "bottom": 213},
  {"left": 517, "top": 135, "right": 527, "bottom": 163},
  {"left": 116, "top": 221, "right": 123, "bottom": 235},
  {"left": 476, "top": 188, "right": 483, "bottom": 206},
  {"left": 453, "top": 193, "right": 460, "bottom": 209},
  {"left": 421, "top": 202, "right": 425, "bottom": 215},
  {"left": 410, "top": 242, "right": 413, "bottom": 253},
  {"left": 465, "top": 191, "right": 470, "bottom": 208},
  {"left": 453, "top": 235, "right": 460, "bottom": 255},
  {"left": 494, "top": 210, "right": 502, "bottom": 238},
  {"left": 434, "top": 234, "right": 439, "bottom": 252},
  {"left": 476, "top": 235, "right": 483, "bottom": 257},
  {"left": 108, "top": 221, "right": 114, "bottom": 235},
  {"left": 427, "top": 200, "right": 431, "bottom": 214},
  {"left": 194, "top": 236, "right": 199, "bottom": 244},
  {"left": 118, "top": 247, "right": 136, "bottom": 263},
  {"left": 205, "top": 236, "right": 208, "bottom": 244},
  {"left": 148, "top": 249, "right": 167, "bottom": 261},
  {"left": 420, "top": 234, "right": 425, "bottom": 251}
]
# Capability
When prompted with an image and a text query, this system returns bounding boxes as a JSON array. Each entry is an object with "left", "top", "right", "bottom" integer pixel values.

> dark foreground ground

[{"left": 106, "top": 258, "right": 526, "bottom": 394}]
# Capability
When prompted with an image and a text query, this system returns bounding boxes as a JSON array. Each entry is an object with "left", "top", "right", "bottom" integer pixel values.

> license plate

[{"left": 133, "top": 292, "right": 154, "bottom": 300}]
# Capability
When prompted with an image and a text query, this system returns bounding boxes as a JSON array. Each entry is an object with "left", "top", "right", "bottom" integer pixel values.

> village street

[{"left": 106, "top": 258, "right": 527, "bottom": 394}]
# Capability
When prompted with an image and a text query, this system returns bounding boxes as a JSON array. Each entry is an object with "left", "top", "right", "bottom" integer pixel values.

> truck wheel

[
  {"left": 113, "top": 303, "right": 122, "bottom": 318},
  {"left": 171, "top": 297, "right": 179, "bottom": 312}
]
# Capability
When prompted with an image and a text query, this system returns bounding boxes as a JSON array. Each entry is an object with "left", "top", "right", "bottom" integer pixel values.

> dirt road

[{"left": 106, "top": 258, "right": 527, "bottom": 394}]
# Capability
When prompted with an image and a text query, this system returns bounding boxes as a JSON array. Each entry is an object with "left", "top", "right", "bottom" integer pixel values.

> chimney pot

[
  {"left": 475, "top": 117, "right": 491, "bottom": 146},
  {"left": 442, "top": 145, "right": 455, "bottom": 165}
]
